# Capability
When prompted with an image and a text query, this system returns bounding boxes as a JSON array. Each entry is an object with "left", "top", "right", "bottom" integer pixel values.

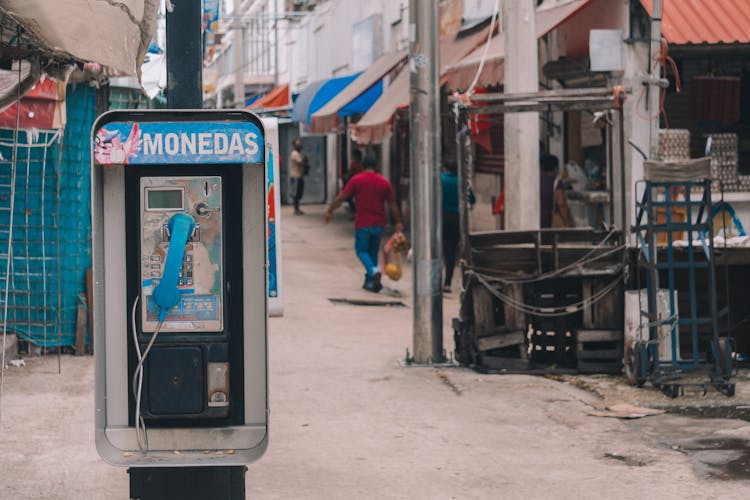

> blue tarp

[
  {"left": 292, "top": 73, "right": 383, "bottom": 124},
  {"left": 0, "top": 85, "right": 96, "bottom": 347}
]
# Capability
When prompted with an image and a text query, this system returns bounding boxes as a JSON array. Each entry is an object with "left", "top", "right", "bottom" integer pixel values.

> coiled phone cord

[{"left": 130, "top": 295, "right": 163, "bottom": 452}]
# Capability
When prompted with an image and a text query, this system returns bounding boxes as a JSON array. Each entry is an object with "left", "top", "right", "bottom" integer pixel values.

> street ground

[{"left": 1, "top": 203, "right": 749, "bottom": 499}]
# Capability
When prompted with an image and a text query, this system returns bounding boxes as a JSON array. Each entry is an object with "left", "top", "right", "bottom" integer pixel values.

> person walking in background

[
  {"left": 324, "top": 156, "right": 403, "bottom": 293},
  {"left": 289, "top": 138, "right": 306, "bottom": 215},
  {"left": 540, "top": 153, "right": 573, "bottom": 228},
  {"left": 441, "top": 160, "right": 475, "bottom": 293},
  {"left": 345, "top": 149, "right": 364, "bottom": 217}
]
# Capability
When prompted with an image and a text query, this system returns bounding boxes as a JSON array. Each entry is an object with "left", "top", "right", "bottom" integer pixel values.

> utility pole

[
  {"left": 232, "top": 0, "right": 246, "bottom": 108},
  {"left": 166, "top": 0, "right": 203, "bottom": 108},
  {"left": 503, "top": 0, "right": 540, "bottom": 230},
  {"left": 648, "top": 0, "right": 663, "bottom": 160},
  {"left": 409, "top": 0, "right": 443, "bottom": 364}
]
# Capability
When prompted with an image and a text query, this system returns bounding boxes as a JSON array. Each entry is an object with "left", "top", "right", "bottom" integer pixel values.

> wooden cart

[{"left": 453, "top": 228, "right": 626, "bottom": 373}]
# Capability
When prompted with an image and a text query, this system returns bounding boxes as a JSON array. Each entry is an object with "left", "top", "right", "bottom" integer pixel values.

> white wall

[
  {"left": 287, "top": 0, "right": 412, "bottom": 92},
  {"left": 463, "top": 0, "right": 498, "bottom": 19}
]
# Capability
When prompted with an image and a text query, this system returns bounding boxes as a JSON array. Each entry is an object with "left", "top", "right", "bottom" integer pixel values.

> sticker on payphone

[{"left": 140, "top": 176, "right": 223, "bottom": 332}]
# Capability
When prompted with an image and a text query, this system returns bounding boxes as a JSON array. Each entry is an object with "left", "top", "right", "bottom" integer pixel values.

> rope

[
  {"left": 471, "top": 270, "right": 624, "bottom": 318},
  {"left": 484, "top": 228, "right": 624, "bottom": 285},
  {"left": 464, "top": 0, "right": 500, "bottom": 97}
]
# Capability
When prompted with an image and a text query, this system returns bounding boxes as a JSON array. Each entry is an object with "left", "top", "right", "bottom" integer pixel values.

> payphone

[{"left": 93, "top": 110, "right": 268, "bottom": 467}]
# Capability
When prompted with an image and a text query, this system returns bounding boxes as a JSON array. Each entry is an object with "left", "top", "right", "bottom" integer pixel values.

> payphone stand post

[{"left": 92, "top": 110, "right": 268, "bottom": 498}]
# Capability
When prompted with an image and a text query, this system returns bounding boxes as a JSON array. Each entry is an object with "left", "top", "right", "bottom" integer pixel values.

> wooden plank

[
  {"left": 465, "top": 87, "right": 616, "bottom": 103},
  {"left": 504, "top": 284, "right": 525, "bottom": 331},
  {"left": 469, "top": 228, "right": 612, "bottom": 247},
  {"left": 582, "top": 281, "right": 594, "bottom": 329},
  {"left": 576, "top": 329, "right": 622, "bottom": 342},
  {"left": 477, "top": 331, "right": 525, "bottom": 352},
  {"left": 576, "top": 348, "right": 623, "bottom": 360},
  {"left": 474, "top": 99, "right": 617, "bottom": 114},
  {"left": 75, "top": 298, "right": 86, "bottom": 356},
  {"left": 86, "top": 269, "right": 94, "bottom": 354},
  {"left": 471, "top": 284, "right": 495, "bottom": 337}
]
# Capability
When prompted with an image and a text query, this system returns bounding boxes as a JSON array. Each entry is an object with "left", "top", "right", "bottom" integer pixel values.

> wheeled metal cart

[{"left": 629, "top": 175, "right": 735, "bottom": 397}]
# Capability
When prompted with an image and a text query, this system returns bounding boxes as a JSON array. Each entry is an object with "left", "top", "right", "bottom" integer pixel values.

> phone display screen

[{"left": 147, "top": 188, "right": 184, "bottom": 210}]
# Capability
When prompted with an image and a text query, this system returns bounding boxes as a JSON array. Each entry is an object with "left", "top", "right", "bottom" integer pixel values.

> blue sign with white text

[{"left": 93, "top": 121, "right": 264, "bottom": 165}]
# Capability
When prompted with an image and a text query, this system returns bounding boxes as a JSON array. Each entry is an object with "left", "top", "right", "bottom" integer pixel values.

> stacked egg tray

[
  {"left": 705, "top": 133, "right": 739, "bottom": 192},
  {"left": 659, "top": 129, "right": 691, "bottom": 162},
  {"left": 658, "top": 129, "right": 695, "bottom": 195}
]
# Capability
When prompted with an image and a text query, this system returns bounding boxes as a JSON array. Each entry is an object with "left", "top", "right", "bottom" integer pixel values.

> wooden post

[
  {"left": 86, "top": 269, "right": 94, "bottom": 354},
  {"left": 75, "top": 296, "right": 86, "bottom": 356},
  {"left": 472, "top": 284, "right": 495, "bottom": 337},
  {"left": 504, "top": 284, "right": 528, "bottom": 359}
]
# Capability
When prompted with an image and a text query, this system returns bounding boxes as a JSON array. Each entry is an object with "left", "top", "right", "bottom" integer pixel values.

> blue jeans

[{"left": 354, "top": 226, "right": 384, "bottom": 284}]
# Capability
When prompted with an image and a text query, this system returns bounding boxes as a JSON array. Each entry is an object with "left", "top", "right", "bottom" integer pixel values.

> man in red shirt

[{"left": 324, "top": 156, "right": 403, "bottom": 292}]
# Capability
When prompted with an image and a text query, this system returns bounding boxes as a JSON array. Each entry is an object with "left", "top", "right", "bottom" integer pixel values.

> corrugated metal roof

[{"left": 641, "top": 0, "right": 750, "bottom": 45}]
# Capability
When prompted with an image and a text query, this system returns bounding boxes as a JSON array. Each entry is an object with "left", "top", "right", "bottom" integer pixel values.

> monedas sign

[{"left": 94, "top": 121, "right": 264, "bottom": 165}]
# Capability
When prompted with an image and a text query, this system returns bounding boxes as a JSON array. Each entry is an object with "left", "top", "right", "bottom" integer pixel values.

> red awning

[
  {"left": 247, "top": 83, "right": 290, "bottom": 111},
  {"left": 641, "top": 0, "right": 750, "bottom": 45},
  {"left": 352, "top": 23, "right": 494, "bottom": 144},
  {"left": 443, "top": 0, "right": 593, "bottom": 91},
  {"left": 0, "top": 78, "right": 66, "bottom": 129}
]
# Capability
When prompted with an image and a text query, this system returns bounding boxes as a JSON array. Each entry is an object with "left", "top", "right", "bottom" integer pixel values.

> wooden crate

[{"left": 576, "top": 329, "right": 623, "bottom": 373}]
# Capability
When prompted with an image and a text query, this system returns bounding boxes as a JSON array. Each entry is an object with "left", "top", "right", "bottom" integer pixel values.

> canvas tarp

[{"left": 0, "top": 0, "right": 159, "bottom": 77}]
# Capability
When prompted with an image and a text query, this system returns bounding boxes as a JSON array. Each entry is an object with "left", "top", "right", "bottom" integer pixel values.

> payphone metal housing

[{"left": 92, "top": 110, "right": 268, "bottom": 467}]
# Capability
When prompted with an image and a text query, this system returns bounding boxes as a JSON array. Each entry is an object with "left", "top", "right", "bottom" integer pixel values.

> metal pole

[
  {"left": 648, "top": 0, "right": 663, "bottom": 160},
  {"left": 166, "top": 0, "right": 203, "bottom": 108},
  {"left": 274, "top": 0, "right": 279, "bottom": 86},
  {"left": 619, "top": 107, "right": 627, "bottom": 233},
  {"left": 409, "top": 0, "right": 443, "bottom": 363},
  {"left": 232, "top": 0, "right": 245, "bottom": 108},
  {"left": 134, "top": 2, "right": 246, "bottom": 498},
  {"left": 455, "top": 107, "right": 470, "bottom": 283}
]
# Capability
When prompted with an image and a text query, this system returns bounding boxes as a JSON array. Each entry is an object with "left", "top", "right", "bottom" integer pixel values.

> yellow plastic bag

[{"left": 383, "top": 232, "right": 408, "bottom": 281}]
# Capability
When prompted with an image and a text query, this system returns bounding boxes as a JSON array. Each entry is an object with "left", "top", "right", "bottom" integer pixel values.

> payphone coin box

[{"left": 92, "top": 110, "right": 268, "bottom": 467}]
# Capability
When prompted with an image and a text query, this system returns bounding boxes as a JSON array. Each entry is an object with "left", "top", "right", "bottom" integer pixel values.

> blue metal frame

[{"left": 632, "top": 178, "right": 733, "bottom": 396}]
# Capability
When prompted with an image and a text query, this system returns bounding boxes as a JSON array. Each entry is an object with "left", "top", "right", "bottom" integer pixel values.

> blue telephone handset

[{"left": 152, "top": 213, "right": 196, "bottom": 321}]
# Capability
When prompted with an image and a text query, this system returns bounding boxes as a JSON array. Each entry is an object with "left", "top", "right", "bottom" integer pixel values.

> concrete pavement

[{"left": 0, "top": 203, "right": 749, "bottom": 499}]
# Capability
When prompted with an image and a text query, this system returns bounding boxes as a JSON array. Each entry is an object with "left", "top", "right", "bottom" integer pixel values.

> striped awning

[
  {"left": 352, "top": 22, "right": 494, "bottom": 144},
  {"left": 309, "top": 50, "right": 407, "bottom": 134},
  {"left": 247, "top": 83, "right": 290, "bottom": 112}
]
